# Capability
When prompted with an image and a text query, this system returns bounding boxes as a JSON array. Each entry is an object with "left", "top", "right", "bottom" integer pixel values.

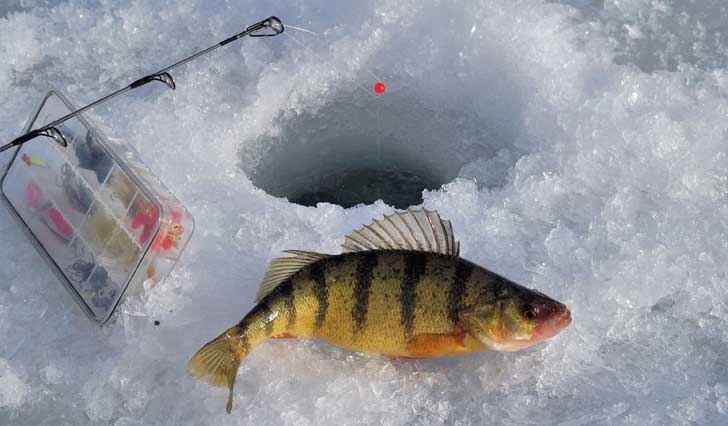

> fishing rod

[{"left": 0, "top": 16, "right": 284, "bottom": 154}]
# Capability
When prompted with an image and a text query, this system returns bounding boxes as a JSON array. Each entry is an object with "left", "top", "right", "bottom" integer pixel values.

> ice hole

[{"left": 241, "top": 92, "right": 519, "bottom": 209}]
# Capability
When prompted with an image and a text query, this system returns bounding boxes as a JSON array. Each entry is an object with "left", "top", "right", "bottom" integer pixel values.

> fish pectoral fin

[
  {"left": 270, "top": 333, "right": 297, "bottom": 339},
  {"left": 404, "top": 330, "right": 484, "bottom": 357}
]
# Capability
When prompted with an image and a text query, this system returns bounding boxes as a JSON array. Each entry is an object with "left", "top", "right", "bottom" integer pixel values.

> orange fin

[
  {"left": 271, "top": 333, "right": 296, "bottom": 339},
  {"left": 386, "top": 354, "right": 425, "bottom": 361},
  {"left": 404, "top": 330, "right": 485, "bottom": 358}
]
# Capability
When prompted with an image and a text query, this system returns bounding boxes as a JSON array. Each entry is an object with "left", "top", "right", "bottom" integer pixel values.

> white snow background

[{"left": 1, "top": 0, "right": 728, "bottom": 424}]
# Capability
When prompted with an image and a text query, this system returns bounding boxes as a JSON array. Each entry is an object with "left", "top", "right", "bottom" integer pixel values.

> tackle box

[{"left": 1, "top": 90, "right": 194, "bottom": 324}]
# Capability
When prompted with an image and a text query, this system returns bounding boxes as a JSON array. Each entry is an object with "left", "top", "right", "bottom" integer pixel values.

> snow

[{"left": 1, "top": 0, "right": 728, "bottom": 424}]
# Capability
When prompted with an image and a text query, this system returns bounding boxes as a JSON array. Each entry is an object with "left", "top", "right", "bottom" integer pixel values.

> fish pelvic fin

[
  {"left": 403, "top": 330, "right": 488, "bottom": 358},
  {"left": 188, "top": 325, "right": 247, "bottom": 414}
]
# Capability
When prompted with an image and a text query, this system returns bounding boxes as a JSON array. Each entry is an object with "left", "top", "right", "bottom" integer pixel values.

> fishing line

[
  {"left": 284, "top": 24, "right": 321, "bottom": 36},
  {"left": 281, "top": 30, "right": 384, "bottom": 98},
  {"left": 284, "top": 24, "right": 389, "bottom": 100},
  {"left": 282, "top": 25, "right": 389, "bottom": 202},
  {"left": 285, "top": 25, "right": 387, "bottom": 206},
  {"left": 0, "top": 16, "right": 284, "bottom": 153},
  {"left": 287, "top": 25, "right": 388, "bottom": 89}
]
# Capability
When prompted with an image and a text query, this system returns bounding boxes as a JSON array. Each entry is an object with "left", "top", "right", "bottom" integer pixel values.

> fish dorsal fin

[
  {"left": 342, "top": 208, "right": 460, "bottom": 257},
  {"left": 255, "top": 250, "right": 330, "bottom": 302}
]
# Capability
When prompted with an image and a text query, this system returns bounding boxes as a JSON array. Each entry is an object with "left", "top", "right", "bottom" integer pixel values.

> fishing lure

[
  {"left": 68, "top": 260, "right": 97, "bottom": 283},
  {"left": 131, "top": 203, "right": 158, "bottom": 245},
  {"left": 108, "top": 172, "right": 138, "bottom": 209},
  {"left": 132, "top": 205, "right": 184, "bottom": 253},
  {"left": 58, "top": 163, "right": 95, "bottom": 213},
  {"left": 75, "top": 131, "right": 113, "bottom": 183},
  {"left": 22, "top": 153, "right": 47, "bottom": 167},
  {"left": 151, "top": 211, "right": 184, "bottom": 252},
  {"left": 91, "top": 284, "right": 117, "bottom": 309},
  {"left": 45, "top": 206, "right": 74, "bottom": 240},
  {"left": 24, "top": 176, "right": 74, "bottom": 240},
  {"left": 82, "top": 208, "right": 138, "bottom": 264},
  {"left": 25, "top": 180, "right": 43, "bottom": 209},
  {"left": 67, "top": 259, "right": 117, "bottom": 309}
]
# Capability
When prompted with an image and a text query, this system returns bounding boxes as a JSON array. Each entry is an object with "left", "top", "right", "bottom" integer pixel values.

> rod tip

[{"left": 268, "top": 17, "right": 284, "bottom": 34}]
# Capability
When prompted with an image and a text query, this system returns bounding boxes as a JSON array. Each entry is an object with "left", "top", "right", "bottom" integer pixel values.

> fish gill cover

[{"left": 1, "top": 0, "right": 728, "bottom": 425}]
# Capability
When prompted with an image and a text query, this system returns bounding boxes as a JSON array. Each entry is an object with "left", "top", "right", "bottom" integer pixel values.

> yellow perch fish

[{"left": 189, "top": 209, "right": 572, "bottom": 413}]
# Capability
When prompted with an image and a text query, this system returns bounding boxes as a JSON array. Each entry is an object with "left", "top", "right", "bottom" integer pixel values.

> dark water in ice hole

[
  {"left": 285, "top": 167, "right": 443, "bottom": 209},
  {"left": 241, "top": 93, "right": 509, "bottom": 209}
]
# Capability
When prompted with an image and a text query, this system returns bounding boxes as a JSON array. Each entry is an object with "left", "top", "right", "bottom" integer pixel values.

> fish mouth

[
  {"left": 559, "top": 308, "right": 572, "bottom": 328},
  {"left": 550, "top": 302, "right": 572, "bottom": 328},
  {"left": 533, "top": 306, "right": 571, "bottom": 341}
]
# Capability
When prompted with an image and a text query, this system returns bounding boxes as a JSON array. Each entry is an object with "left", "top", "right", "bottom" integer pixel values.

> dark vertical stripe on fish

[
  {"left": 239, "top": 302, "right": 273, "bottom": 335},
  {"left": 352, "top": 252, "right": 378, "bottom": 333},
  {"left": 278, "top": 279, "right": 296, "bottom": 329},
  {"left": 400, "top": 253, "right": 427, "bottom": 338},
  {"left": 448, "top": 260, "right": 473, "bottom": 326},
  {"left": 310, "top": 261, "right": 328, "bottom": 330}
]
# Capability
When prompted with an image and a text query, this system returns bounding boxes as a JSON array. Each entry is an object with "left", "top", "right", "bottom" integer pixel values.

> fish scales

[
  {"left": 359, "top": 252, "right": 407, "bottom": 351},
  {"left": 188, "top": 209, "right": 572, "bottom": 414},
  {"left": 306, "top": 252, "right": 413, "bottom": 353},
  {"left": 245, "top": 251, "right": 481, "bottom": 355}
]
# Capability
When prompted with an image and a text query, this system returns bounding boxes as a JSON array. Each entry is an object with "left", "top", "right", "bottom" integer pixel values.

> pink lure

[
  {"left": 48, "top": 207, "right": 73, "bottom": 238},
  {"left": 25, "top": 181, "right": 43, "bottom": 208}
]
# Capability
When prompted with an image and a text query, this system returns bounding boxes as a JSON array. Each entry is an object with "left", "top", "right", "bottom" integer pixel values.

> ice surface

[{"left": 1, "top": 0, "right": 728, "bottom": 424}]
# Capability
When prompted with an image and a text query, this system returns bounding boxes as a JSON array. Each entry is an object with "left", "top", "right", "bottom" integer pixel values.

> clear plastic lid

[{"left": 1, "top": 90, "right": 194, "bottom": 324}]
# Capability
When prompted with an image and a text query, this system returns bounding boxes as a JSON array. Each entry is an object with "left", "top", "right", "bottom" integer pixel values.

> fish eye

[{"left": 522, "top": 305, "right": 539, "bottom": 320}]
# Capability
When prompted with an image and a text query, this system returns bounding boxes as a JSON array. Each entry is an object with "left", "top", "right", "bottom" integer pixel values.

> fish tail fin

[{"left": 188, "top": 325, "right": 248, "bottom": 414}]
